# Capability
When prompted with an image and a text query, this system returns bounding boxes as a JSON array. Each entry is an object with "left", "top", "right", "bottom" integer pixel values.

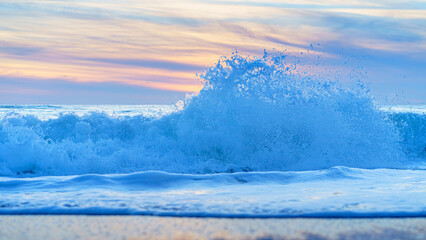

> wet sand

[{"left": 0, "top": 216, "right": 425, "bottom": 240}]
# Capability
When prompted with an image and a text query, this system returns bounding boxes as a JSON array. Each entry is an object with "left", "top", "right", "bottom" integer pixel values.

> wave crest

[{"left": 0, "top": 51, "right": 423, "bottom": 176}]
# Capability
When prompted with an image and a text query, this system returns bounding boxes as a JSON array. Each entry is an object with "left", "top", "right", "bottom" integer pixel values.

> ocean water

[{"left": 0, "top": 52, "right": 425, "bottom": 216}]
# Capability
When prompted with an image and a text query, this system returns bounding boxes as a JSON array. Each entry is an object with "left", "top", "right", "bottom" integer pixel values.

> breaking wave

[{"left": 0, "top": 52, "right": 424, "bottom": 176}]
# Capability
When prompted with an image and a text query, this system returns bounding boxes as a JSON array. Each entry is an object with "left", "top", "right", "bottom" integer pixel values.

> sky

[{"left": 0, "top": 0, "right": 425, "bottom": 104}]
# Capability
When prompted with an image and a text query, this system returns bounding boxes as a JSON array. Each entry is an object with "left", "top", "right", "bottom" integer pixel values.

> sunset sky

[{"left": 1, "top": 0, "right": 425, "bottom": 104}]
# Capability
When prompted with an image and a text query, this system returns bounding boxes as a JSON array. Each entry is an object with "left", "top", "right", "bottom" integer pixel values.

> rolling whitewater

[{"left": 0, "top": 52, "right": 425, "bottom": 217}]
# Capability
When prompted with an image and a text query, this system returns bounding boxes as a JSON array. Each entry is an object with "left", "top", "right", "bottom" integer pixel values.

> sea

[{"left": 0, "top": 53, "right": 425, "bottom": 217}]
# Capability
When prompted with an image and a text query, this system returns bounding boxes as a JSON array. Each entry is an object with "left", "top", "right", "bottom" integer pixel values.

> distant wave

[{"left": 0, "top": 52, "right": 424, "bottom": 176}]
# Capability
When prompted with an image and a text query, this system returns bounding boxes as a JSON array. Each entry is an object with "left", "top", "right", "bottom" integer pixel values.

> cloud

[
  {"left": 314, "top": 12, "right": 425, "bottom": 43},
  {"left": 0, "top": 1, "right": 201, "bottom": 26},
  {"left": 79, "top": 57, "right": 206, "bottom": 72},
  {"left": 0, "top": 76, "right": 186, "bottom": 104},
  {"left": 205, "top": 0, "right": 425, "bottom": 10},
  {"left": 0, "top": 46, "right": 45, "bottom": 56},
  {"left": 0, "top": 0, "right": 425, "bottom": 104}
]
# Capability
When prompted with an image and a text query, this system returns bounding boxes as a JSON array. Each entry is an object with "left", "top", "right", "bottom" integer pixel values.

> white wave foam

[
  {"left": 0, "top": 51, "right": 424, "bottom": 176},
  {"left": 1, "top": 167, "right": 425, "bottom": 216}
]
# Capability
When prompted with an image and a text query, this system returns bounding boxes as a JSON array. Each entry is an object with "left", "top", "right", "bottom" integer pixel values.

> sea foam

[{"left": 0, "top": 52, "right": 424, "bottom": 176}]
